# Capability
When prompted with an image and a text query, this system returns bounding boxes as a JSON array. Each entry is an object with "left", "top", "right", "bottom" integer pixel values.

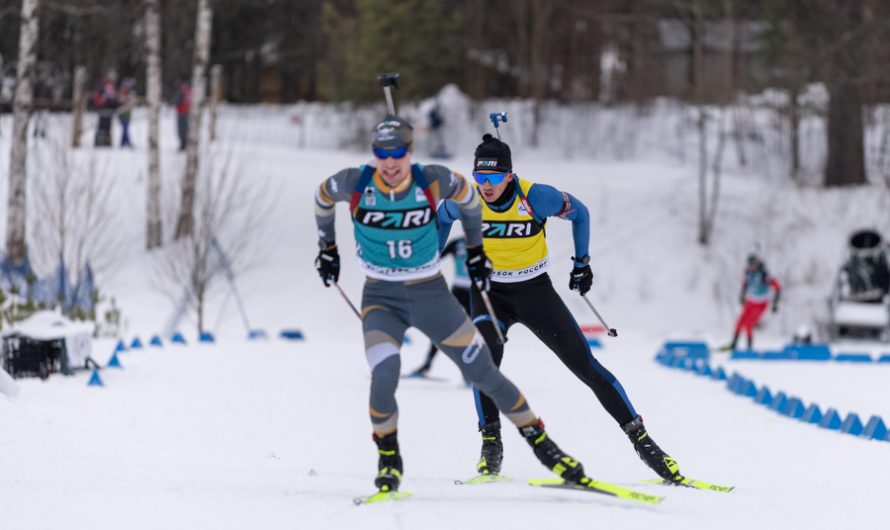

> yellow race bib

[{"left": 480, "top": 178, "right": 550, "bottom": 283}]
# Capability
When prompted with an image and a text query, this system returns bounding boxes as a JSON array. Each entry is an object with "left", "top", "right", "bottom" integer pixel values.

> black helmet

[{"left": 371, "top": 115, "right": 413, "bottom": 149}]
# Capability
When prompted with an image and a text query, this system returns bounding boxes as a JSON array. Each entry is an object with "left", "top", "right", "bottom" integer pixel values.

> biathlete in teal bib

[{"left": 314, "top": 113, "right": 592, "bottom": 493}]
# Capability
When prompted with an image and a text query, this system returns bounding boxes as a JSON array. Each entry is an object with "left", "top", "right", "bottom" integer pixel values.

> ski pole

[
  {"left": 334, "top": 282, "right": 361, "bottom": 320},
  {"left": 479, "top": 290, "right": 506, "bottom": 345},
  {"left": 581, "top": 294, "right": 618, "bottom": 337},
  {"left": 377, "top": 72, "right": 400, "bottom": 115}
]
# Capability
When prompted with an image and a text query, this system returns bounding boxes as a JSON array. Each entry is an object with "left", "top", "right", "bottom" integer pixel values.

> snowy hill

[{"left": 0, "top": 103, "right": 888, "bottom": 529}]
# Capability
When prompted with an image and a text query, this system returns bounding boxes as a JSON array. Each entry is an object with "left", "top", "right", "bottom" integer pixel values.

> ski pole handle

[
  {"left": 479, "top": 290, "right": 506, "bottom": 344},
  {"left": 488, "top": 112, "right": 508, "bottom": 128},
  {"left": 382, "top": 87, "right": 395, "bottom": 115},
  {"left": 334, "top": 282, "right": 361, "bottom": 320},
  {"left": 581, "top": 294, "right": 618, "bottom": 337},
  {"left": 488, "top": 112, "right": 508, "bottom": 139},
  {"left": 377, "top": 73, "right": 400, "bottom": 115}
]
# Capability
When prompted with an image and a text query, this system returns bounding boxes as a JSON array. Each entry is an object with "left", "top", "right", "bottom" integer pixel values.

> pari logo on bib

[{"left": 357, "top": 207, "right": 433, "bottom": 229}]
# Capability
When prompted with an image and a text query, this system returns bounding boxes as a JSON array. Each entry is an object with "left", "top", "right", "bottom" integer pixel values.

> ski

[
  {"left": 528, "top": 478, "right": 664, "bottom": 505},
  {"left": 642, "top": 477, "right": 734, "bottom": 493},
  {"left": 454, "top": 474, "right": 514, "bottom": 485},
  {"left": 352, "top": 490, "right": 413, "bottom": 505}
]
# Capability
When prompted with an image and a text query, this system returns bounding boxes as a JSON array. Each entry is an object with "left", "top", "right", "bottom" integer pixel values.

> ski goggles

[
  {"left": 372, "top": 144, "right": 410, "bottom": 160},
  {"left": 472, "top": 171, "right": 509, "bottom": 186}
]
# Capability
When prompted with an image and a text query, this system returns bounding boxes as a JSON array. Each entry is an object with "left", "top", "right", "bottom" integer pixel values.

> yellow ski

[
  {"left": 352, "top": 490, "right": 413, "bottom": 505},
  {"left": 529, "top": 478, "right": 664, "bottom": 505},
  {"left": 454, "top": 475, "right": 514, "bottom": 485},
  {"left": 642, "top": 477, "right": 734, "bottom": 493}
]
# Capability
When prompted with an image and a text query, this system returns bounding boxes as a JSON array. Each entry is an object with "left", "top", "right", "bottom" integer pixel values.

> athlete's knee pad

[{"left": 363, "top": 330, "right": 401, "bottom": 370}]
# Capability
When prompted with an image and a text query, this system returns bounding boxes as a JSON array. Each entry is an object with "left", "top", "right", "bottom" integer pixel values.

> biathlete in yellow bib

[
  {"left": 438, "top": 133, "right": 685, "bottom": 483},
  {"left": 314, "top": 113, "right": 598, "bottom": 495}
]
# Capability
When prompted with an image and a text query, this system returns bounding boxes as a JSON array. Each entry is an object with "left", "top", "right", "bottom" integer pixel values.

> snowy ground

[
  {"left": 2, "top": 331, "right": 888, "bottom": 530},
  {"left": 1, "top": 106, "right": 889, "bottom": 529}
]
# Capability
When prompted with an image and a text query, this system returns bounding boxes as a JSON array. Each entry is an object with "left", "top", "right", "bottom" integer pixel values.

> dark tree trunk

[
  {"left": 825, "top": 81, "right": 866, "bottom": 187},
  {"left": 824, "top": 0, "right": 867, "bottom": 187},
  {"left": 789, "top": 85, "right": 801, "bottom": 182}
]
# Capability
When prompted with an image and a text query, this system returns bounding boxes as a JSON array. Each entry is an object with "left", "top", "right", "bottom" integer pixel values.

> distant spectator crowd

[{"left": 91, "top": 69, "right": 191, "bottom": 150}]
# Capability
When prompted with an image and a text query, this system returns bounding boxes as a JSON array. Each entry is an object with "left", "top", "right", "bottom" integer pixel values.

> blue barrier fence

[
  {"left": 655, "top": 341, "right": 889, "bottom": 443},
  {"left": 90, "top": 329, "right": 306, "bottom": 388},
  {"left": 724, "top": 343, "right": 890, "bottom": 364}
]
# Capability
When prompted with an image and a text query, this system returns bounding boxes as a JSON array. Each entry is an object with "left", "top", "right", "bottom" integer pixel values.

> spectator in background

[
  {"left": 173, "top": 79, "right": 191, "bottom": 151},
  {"left": 32, "top": 67, "right": 53, "bottom": 138},
  {"left": 428, "top": 103, "right": 450, "bottom": 158},
  {"left": 117, "top": 77, "right": 136, "bottom": 148},
  {"left": 93, "top": 70, "right": 119, "bottom": 147},
  {"left": 722, "top": 254, "right": 782, "bottom": 351}
]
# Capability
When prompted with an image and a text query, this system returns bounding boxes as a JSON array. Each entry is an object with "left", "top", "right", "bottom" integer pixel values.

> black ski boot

[
  {"left": 476, "top": 421, "right": 504, "bottom": 475},
  {"left": 519, "top": 419, "right": 586, "bottom": 484},
  {"left": 719, "top": 333, "right": 739, "bottom": 352},
  {"left": 408, "top": 364, "right": 431, "bottom": 378},
  {"left": 622, "top": 416, "right": 683, "bottom": 483},
  {"left": 373, "top": 431, "right": 403, "bottom": 492}
]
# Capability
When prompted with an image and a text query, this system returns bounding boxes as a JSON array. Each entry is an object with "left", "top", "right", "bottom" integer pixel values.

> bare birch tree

[
  {"left": 209, "top": 64, "right": 222, "bottom": 142},
  {"left": 145, "top": 0, "right": 163, "bottom": 249},
  {"left": 5, "top": 0, "right": 40, "bottom": 265},
  {"left": 175, "top": 0, "right": 213, "bottom": 240},
  {"left": 71, "top": 65, "right": 86, "bottom": 148},
  {"left": 157, "top": 147, "right": 272, "bottom": 335},
  {"left": 529, "top": 0, "right": 552, "bottom": 148},
  {"left": 690, "top": 0, "right": 724, "bottom": 246},
  {"left": 29, "top": 131, "right": 122, "bottom": 288}
]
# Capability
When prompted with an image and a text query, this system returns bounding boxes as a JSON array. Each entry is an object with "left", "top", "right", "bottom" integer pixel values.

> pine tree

[{"left": 320, "top": 0, "right": 464, "bottom": 102}]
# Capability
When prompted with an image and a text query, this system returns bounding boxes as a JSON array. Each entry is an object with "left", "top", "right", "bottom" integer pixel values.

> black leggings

[{"left": 470, "top": 273, "right": 638, "bottom": 427}]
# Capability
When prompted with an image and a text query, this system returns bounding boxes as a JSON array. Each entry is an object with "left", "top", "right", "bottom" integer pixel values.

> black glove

[
  {"left": 466, "top": 246, "right": 492, "bottom": 292},
  {"left": 569, "top": 256, "right": 593, "bottom": 295},
  {"left": 772, "top": 302, "right": 779, "bottom": 313},
  {"left": 315, "top": 243, "right": 340, "bottom": 287}
]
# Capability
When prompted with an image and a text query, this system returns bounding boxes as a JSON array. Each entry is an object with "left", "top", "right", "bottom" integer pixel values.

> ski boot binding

[
  {"left": 373, "top": 431, "right": 403, "bottom": 492},
  {"left": 519, "top": 419, "right": 586, "bottom": 484},
  {"left": 623, "top": 416, "right": 684, "bottom": 483},
  {"left": 476, "top": 421, "right": 504, "bottom": 475}
]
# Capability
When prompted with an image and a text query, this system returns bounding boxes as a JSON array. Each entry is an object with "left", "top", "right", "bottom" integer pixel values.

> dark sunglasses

[
  {"left": 373, "top": 144, "right": 410, "bottom": 160},
  {"left": 472, "top": 171, "right": 509, "bottom": 186}
]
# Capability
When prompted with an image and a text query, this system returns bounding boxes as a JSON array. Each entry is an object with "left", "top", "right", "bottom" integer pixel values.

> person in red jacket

[
  {"left": 92, "top": 71, "right": 118, "bottom": 147},
  {"left": 173, "top": 79, "right": 191, "bottom": 151},
  {"left": 723, "top": 254, "right": 781, "bottom": 351}
]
